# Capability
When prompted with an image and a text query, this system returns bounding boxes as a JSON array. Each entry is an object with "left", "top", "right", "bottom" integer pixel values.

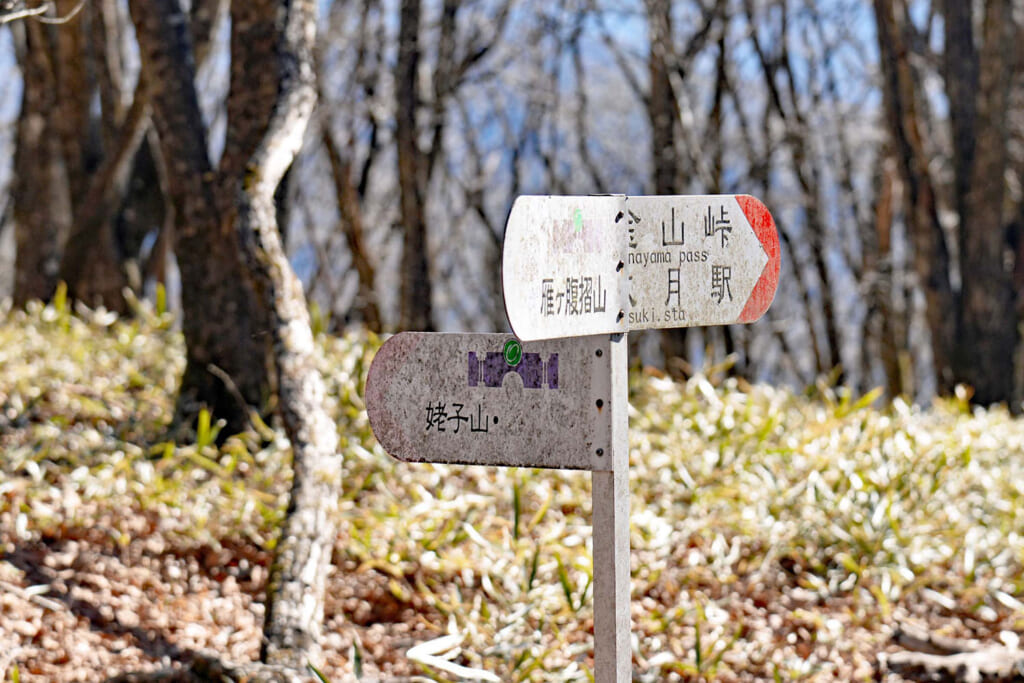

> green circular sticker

[{"left": 503, "top": 339, "right": 523, "bottom": 366}]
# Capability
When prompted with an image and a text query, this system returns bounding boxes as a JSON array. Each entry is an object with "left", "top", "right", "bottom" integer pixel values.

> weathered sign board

[
  {"left": 366, "top": 193, "right": 780, "bottom": 683},
  {"left": 366, "top": 332, "right": 615, "bottom": 471},
  {"left": 502, "top": 194, "right": 781, "bottom": 341}
]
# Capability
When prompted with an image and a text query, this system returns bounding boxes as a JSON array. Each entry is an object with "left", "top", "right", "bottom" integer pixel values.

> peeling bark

[
  {"left": 218, "top": 0, "right": 341, "bottom": 669},
  {"left": 130, "top": 0, "right": 340, "bottom": 671}
]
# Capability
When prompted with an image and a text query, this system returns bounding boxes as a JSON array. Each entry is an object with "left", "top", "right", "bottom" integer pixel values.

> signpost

[
  {"left": 365, "top": 194, "right": 779, "bottom": 683},
  {"left": 366, "top": 332, "right": 616, "bottom": 471},
  {"left": 502, "top": 194, "right": 780, "bottom": 341}
]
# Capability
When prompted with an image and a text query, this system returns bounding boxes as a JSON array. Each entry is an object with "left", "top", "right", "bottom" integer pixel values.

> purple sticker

[{"left": 468, "top": 351, "right": 559, "bottom": 389}]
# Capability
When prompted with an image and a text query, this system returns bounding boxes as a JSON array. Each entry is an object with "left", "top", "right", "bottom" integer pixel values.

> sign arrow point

[{"left": 735, "top": 195, "right": 781, "bottom": 323}]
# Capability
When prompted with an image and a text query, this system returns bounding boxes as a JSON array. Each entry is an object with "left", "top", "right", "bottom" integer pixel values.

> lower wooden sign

[{"left": 366, "top": 333, "right": 614, "bottom": 471}]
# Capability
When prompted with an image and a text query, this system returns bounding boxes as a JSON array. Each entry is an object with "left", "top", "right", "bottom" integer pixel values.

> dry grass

[{"left": 1, "top": 296, "right": 1022, "bottom": 681}]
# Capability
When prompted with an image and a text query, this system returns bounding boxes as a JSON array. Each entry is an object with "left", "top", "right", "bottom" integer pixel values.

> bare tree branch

[
  {"left": 568, "top": 7, "right": 606, "bottom": 193},
  {"left": 321, "top": 122, "right": 383, "bottom": 333},
  {"left": 0, "top": 0, "right": 86, "bottom": 25},
  {"left": 879, "top": 622, "right": 1024, "bottom": 682}
]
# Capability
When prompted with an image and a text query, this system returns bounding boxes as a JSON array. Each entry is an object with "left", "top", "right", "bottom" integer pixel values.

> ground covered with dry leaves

[{"left": 1, "top": 298, "right": 1022, "bottom": 682}]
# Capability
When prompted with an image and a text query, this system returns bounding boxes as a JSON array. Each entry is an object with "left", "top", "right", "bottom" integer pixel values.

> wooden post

[{"left": 592, "top": 332, "right": 631, "bottom": 682}]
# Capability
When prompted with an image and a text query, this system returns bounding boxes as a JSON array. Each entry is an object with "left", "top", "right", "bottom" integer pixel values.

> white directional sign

[
  {"left": 502, "top": 195, "right": 781, "bottom": 341},
  {"left": 368, "top": 193, "right": 781, "bottom": 683},
  {"left": 366, "top": 333, "right": 615, "bottom": 471}
]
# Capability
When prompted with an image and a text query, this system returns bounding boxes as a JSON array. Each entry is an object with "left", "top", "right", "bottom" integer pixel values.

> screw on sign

[
  {"left": 502, "top": 338, "right": 522, "bottom": 366},
  {"left": 365, "top": 194, "right": 780, "bottom": 683}
]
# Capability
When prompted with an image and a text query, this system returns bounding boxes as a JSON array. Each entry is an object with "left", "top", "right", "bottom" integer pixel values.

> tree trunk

[
  {"left": 21, "top": 0, "right": 225, "bottom": 315},
  {"left": 869, "top": 155, "right": 909, "bottom": 398},
  {"left": 396, "top": 0, "right": 433, "bottom": 331},
  {"left": 953, "top": 0, "right": 1017, "bottom": 405},
  {"left": 221, "top": 0, "right": 340, "bottom": 667},
  {"left": 53, "top": 0, "right": 134, "bottom": 314},
  {"left": 940, "top": 0, "right": 978, "bottom": 244},
  {"left": 118, "top": 134, "right": 170, "bottom": 292},
  {"left": 111, "top": 0, "right": 224, "bottom": 303},
  {"left": 59, "top": 89, "right": 148, "bottom": 312},
  {"left": 131, "top": 0, "right": 341, "bottom": 670},
  {"left": 220, "top": 0, "right": 279, "bottom": 189},
  {"left": 647, "top": 0, "right": 677, "bottom": 197},
  {"left": 129, "top": 0, "right": 268, "bottom": 434},
  {"left": 11, "top": 19, "right": 65, "bottom": 306},
  {"left": 873, "top": 0, "right": 957, "bottom": 394},
  {"left": 746, "top": 0, "right": 842, "bottom": 381},
  {"left": 646, "top": 0, "right": 691, "bottom": 376},
  {"left": 52, "top": 0, "right": 93, "bottom": 210},
  {"left": 322, "top": 127, "right": 382, "bottom": 333}
]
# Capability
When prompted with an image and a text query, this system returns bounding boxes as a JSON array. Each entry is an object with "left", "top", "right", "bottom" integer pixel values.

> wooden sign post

[
  {"left": 365, "top": 194, "right": 779, "bottom": 682},
  {"left": 367, "top": 332, "right": 617, "bottom": 472}
]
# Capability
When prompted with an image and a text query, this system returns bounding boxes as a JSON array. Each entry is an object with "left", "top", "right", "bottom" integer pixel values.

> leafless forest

[
  {"left": 2, "top": 0, "right": 1024, "bottom": 407},
  {"left": 3, "top": 3, "right": 1024, "bottom": 681}
]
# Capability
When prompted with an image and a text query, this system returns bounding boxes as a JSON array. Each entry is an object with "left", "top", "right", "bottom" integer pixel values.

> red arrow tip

[{"left": 736, "top": 195, "right": 780, "bottom": 323}]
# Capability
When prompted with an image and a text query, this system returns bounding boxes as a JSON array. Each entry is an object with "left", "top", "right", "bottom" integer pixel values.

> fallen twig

[{"left": 879, "top": 622, "right": 1024, "bottom": 682}]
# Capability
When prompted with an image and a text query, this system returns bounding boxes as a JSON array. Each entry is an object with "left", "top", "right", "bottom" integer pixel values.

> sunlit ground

[{"left": 1, "top": 299, "right": 1022, "bottom": 681}]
